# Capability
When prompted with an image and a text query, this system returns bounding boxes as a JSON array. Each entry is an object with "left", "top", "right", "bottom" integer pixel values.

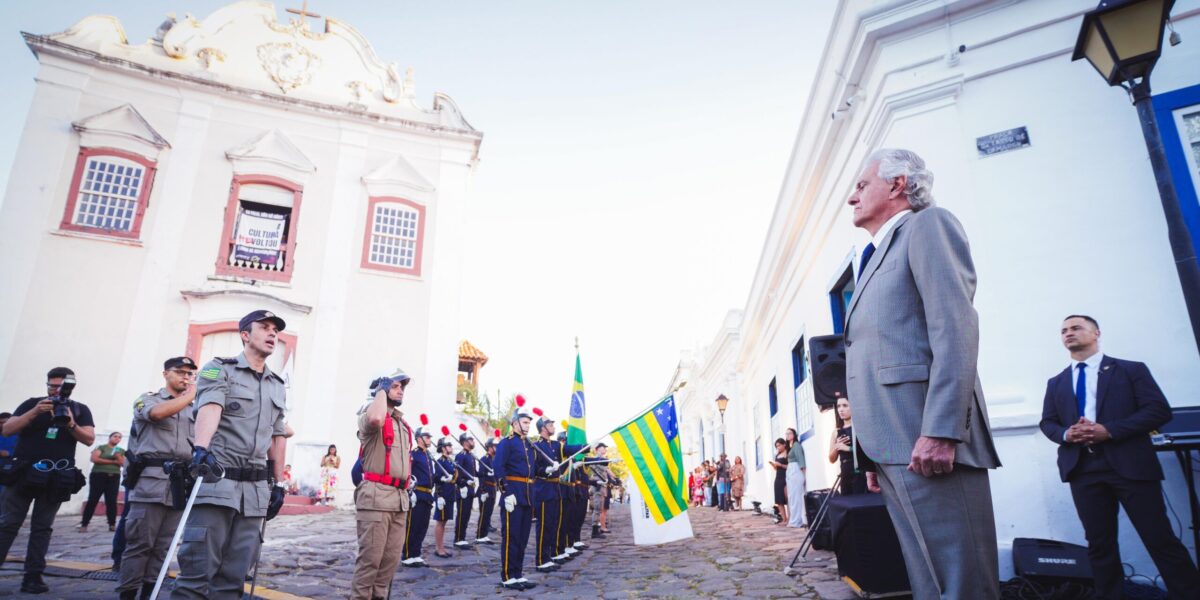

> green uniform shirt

[
  {"left": 194, "top": 352, "right": 288, "bottom": 517},
  {"left": 128, "top": 387, "right": 195, "bottom": 506}
]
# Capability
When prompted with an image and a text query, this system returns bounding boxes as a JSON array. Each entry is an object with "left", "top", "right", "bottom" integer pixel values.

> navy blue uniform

[
  {"left": 433, "top": 457, "right": 457, "bottom": 522},
  {"left": 493, "top": 433, "right": 535, "bottom": 582},
  {"left": 533, "top": 439, "right": 586, "bottom": 564},
  {"left": 453, "top": 450, "right": 478, "bottom": 543},
  {"left": 402, "top": 448, "right": 436, "bottom": 561},
  {"left": 476, "top": 454, "right": 497, "bottom": 540}
]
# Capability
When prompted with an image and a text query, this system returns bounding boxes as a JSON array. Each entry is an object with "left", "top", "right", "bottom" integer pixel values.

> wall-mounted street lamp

[
  {"left": 1072, "top": 0, "right": 1200, "bottom": 355},
  {"left": 715, "top": 394, "right": 729, "bottom": 425}
]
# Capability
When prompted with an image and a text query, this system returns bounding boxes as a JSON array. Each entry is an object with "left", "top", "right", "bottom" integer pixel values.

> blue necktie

[
  {"left": 858, "top": 243, "right": 876, "bottom": 281},
  {"left": 1075, "top": 363, "right": 1087, "bottom": 419}
]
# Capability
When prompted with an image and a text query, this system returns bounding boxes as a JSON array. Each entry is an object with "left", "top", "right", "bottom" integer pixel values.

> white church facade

[
  {"left": 671, "top": 0, "right": 1200, "bottom": 581},
  {"left": 0, "top": 1, "right": 482, "bottom": 501}
]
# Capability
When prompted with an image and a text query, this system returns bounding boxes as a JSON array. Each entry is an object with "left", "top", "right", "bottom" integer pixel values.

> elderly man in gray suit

[{"left": 844, "top": 148, "right": 1002, "bottom": 599}]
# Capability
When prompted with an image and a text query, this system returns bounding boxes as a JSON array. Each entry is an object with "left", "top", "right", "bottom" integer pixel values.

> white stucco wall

[{"left": 675, "top": 0, "right": 1200, "bottom": 582}]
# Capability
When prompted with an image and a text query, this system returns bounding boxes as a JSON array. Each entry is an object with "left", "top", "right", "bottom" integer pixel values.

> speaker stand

[{"left": 784, "top": 474, "right": 840, "bottom": 574}]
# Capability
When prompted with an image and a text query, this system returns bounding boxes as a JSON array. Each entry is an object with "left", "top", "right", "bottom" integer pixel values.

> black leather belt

[
  {"left": 224, "top": 466, "right": 270, "bottom": 482},
  {"left": 141, "top": 458, "right": 172, "bottom": 468}
]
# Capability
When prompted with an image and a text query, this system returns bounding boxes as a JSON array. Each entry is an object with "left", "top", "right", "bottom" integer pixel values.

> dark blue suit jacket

[{"left": 1039, "top": 355, "right": 1172, "bottom": 482}]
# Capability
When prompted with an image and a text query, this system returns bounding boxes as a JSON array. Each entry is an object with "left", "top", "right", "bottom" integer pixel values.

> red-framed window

[
  {"left": 185, "top": 321, "right": 298, "bottom": 374},
  {"left": 360, "top": 196, "right": 425, "bottom": 276},
  {"left": 59, "top": 147, "right": 157, "bottom": 239},
  {"left": 215, "top": 175, "right": 303, "bottom": 283}
]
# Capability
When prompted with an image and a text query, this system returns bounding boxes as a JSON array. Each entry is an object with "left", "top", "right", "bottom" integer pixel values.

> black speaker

[
  {"left": 1012, "top": 538, "right": 1092, "bottom": 582},
  {"left": 829, "top": 493, "right": 910, "bottom": 596},
  {"left": 804, "top": 488, "right": 833, "bottom": 550},
  {"left": 809, "top": 335, "right": 846, "bottom": 410}
]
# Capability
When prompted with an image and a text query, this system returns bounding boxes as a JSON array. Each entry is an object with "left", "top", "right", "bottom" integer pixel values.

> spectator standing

[
  {"left": 715, "top": 454, "right": 731, "bottom": 511},
  {"left": 767, "top": 438, "right": 789, "bottom": 524},
  {"left": 730, "top": 456, "right": 746, "bottom": 510},
  {"left": 80, "top": 431, "right": 125, "bottom": 532},
  {"left": 320, "top": 444, "right": 341, "bottom": 505},
  {"left": 828, "top": 398, "right": 869, "bottom": 495},
  {"left": 785, "top": 428, "right": 806, "bottom": 527},
  {"left": 0, "top": 413, "right": 16, "bottom": 496}
]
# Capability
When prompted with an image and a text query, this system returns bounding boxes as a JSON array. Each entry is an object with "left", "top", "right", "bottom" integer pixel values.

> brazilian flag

[
  {"left": 567, "top": 351, "right": 587, "bottom": 459},
  {"left": 611, "top": 395, "right": 686, "bottom": 524}
]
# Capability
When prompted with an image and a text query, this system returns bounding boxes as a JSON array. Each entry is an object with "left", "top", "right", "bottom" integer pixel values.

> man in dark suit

[{"left": 1039, "top": 315, "right": 1200, "bottom": 599}]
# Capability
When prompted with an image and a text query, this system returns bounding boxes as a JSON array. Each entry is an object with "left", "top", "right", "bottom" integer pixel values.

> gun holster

[
  {"left": 122, "top": 453, "right": 147, "bottom": 490},
  {"left": 163, "top": 460, "right": 195, "bottom": 510}
]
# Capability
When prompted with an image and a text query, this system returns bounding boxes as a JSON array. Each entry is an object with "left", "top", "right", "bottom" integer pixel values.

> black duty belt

[
  {"left": 224, "top": 466, "right": 270, "bottom": 482},
  {"left": 140, "top": 458, "right": 173, "bottom": 468}
]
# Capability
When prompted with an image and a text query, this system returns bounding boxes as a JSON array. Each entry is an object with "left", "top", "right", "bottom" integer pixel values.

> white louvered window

[
  {"left": 72, "top": 157, "right": 145, "bottom": 233},
  {"left": 368, "top": 202, "right": 420, "bottom": 270}
]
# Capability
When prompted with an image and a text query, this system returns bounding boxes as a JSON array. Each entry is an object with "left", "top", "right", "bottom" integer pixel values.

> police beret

[
  {"left": 238, "top": 310, "right": 286, "bottom": 332},
  {"left": 163, "top": 356, "right": 197, "bottom": 370}
]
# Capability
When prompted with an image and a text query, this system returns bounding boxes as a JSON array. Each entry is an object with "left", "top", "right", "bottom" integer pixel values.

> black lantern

[{"left": 1072, "top": 0, "right": 1174, "bottom": 86}]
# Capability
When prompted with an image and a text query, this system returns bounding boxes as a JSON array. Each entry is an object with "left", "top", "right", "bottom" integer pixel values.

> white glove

[
  {"left": 437, "top": 497, "right": 445, "bottom": 511},
  {"left": 459, "top": 487, "right": 468, "bottom": 499},
  {"left": 409, "top": 492, "right": 416, "bottom": 505},
  {"left": 544, "top": 466, "right": 556, "bottom": 476},
  {"left": 504, "top": 494, "right": 516, "bottom": 513},
  {"left": 440, "top": 475, "right": 453, "bottom": 483}
]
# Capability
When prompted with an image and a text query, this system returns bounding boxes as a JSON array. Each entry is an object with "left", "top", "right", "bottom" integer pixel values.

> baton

[{"left": 150, "top": 476, "right": 206, "bottom": 600}]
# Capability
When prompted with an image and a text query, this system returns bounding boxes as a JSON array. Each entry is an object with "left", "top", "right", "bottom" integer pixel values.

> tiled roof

[{"left": 458, "top": 339, "right": 488, "bottom": 365}]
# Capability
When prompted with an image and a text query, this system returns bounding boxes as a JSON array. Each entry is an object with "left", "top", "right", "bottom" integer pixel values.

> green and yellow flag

[
  {"left": 567, "top": 350, "right": 587, "bottom": 455},
  {"left": 610, "top": 395, "right": 686, "bottom": 524}
]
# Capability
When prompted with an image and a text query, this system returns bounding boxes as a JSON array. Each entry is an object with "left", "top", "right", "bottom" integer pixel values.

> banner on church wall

[{"left": 233, "top": 209, "right": 286, "bottom": 266}]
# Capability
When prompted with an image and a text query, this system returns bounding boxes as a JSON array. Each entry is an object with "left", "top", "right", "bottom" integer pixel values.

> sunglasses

[{"left": 168, "top": 369, "right": 197, "bottom": 379}]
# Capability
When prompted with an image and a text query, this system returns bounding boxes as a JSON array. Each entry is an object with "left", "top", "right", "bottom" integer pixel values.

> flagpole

[{"left": 554, "top": 393, "right": 676, "bottom": 467}]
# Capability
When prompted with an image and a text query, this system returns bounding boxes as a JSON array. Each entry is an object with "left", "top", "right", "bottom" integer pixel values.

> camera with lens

[{"left": 50, "top": 375, "right": 76, "bottom": 426}]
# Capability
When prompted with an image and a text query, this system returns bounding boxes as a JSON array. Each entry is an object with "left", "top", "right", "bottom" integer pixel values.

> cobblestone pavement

[{"left": 0, "top": 501, "right": 893, "bottom": 598}]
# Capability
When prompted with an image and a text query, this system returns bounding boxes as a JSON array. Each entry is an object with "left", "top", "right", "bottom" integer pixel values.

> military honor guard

[
  {"left": 172, "top": 310, "right": 289, "bottom": 599},
  {"left": 401, "top": 415, "right": 436, "bottom": 568},
  {"left": 452, "top": 429, "right": 479, "bottom": 549},
  {"left": 350, "top": 370, "right": 413, "bottom": 600},
  {"left": 116, "top": 357, "right": 197, "bottom": 600},
  {"left": 532, "top": 412, "right": 587, "bottom": 571},
  {"left": 475, "top": 430, "right": 500, "bottom": 544},
  {"left": 493, "top": 396, "right": 538, "bottom": 590},
  {"left": 432, "top": 433, "right": 458, "bottom": 558}
]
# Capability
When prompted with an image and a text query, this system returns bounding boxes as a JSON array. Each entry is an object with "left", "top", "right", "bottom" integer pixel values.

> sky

[{"left": 0, "top": 1, "right": 837, "bottom": 438}]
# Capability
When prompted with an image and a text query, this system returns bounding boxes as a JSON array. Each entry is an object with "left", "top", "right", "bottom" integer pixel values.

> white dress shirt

[
  {"left": 1064, "top": 351, "right": 1104, "bottom": 441},
  {"left": 872, "top": 209, "right": 912, "bottom": 248}
]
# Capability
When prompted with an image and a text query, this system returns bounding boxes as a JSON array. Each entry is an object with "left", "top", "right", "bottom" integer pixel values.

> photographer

[{"left": 0, "top": 366, "right": 96, "bottom": 594}]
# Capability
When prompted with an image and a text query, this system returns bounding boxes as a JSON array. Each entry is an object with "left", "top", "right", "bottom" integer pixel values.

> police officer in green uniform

[
  {"left": 116, "top": 357, "right": 197, "bottom": 600},
  {"left": 171, "top": 310, "right": 289, "bottom": 600}
]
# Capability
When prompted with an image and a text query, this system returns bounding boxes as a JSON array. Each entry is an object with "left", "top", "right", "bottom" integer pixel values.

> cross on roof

[{"left": 286, "top": 1, "right": 322, "bottom": 29}]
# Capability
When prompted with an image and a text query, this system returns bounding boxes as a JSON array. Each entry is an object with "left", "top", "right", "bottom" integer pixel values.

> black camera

[{"left": 50, "top": 375, "right": 76, "bottom": 427}]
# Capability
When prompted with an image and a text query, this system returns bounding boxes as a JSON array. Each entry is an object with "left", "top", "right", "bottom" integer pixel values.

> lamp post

[
  {"left": 715, "top": 394, "right": 729, "bottom": 425},
  {"left": 1072, "top": 0, "right": 1200, "bottom": 356}
]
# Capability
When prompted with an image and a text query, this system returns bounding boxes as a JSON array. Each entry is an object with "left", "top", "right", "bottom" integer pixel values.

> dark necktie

[
  {"left": 1075, "top": 363, "right": 1087, "bottom": 419},
  {"left": 858, "top": 243, "right": 876, "bottom": 281}
]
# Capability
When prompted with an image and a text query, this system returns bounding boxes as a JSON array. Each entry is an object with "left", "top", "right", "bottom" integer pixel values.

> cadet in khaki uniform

[
  {"left": 588, "top": 444, "right": 613, "bottom": 539},
  {"left": 352, "top": 370, "right": 413, "bottom": 600},
  {"left": 173, "top": 310, "right": 289, "bottom": 600},
  {"left": 116, "top": 357, "right": 197, "bottom": 600}
]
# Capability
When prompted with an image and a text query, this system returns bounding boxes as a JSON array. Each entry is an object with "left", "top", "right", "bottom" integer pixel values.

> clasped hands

[{"left": 1064, "top": 417, "right": 1111, "bottom": 445}]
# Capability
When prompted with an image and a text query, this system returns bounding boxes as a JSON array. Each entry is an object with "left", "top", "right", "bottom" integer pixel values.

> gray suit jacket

[{"left": 844, "top": 207, "right": 1000, "bottom": 468}]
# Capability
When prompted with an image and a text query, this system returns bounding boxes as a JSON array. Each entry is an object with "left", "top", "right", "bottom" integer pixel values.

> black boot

[
  {"left": 139, "top": 582, "right": 155, "bottom": 600},
  {"left": 591, "top": 524, "right": 603, "bottom": 538},
  {"left": 20, "top": 572, "right": 49, "bottom": 594},
  {"left": 119, "top": 588, "right": 138, "bottom": 600}
]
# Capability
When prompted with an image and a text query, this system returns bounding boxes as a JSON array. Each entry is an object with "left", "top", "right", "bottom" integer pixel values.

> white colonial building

[
  {"left": 0, "top": 1, "right": 482, "bottom": 504},
  {"left": 671, "top": 0, "right": 1200, "bottom": 581}
]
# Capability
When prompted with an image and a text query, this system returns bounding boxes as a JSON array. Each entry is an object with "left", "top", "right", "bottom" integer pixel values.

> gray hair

[{"left": 866, "top": 148, "right": 935, "bottom": 211}]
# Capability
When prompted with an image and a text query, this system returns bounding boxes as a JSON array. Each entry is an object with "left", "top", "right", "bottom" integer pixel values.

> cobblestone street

[{"left": 0, "top": 500, "right": 889, "bottom": 599}]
